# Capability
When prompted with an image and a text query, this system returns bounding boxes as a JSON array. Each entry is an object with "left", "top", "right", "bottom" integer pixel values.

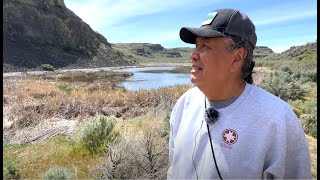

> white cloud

[{"left": 65, "top": 0, "right": 201, "bottom": 31}]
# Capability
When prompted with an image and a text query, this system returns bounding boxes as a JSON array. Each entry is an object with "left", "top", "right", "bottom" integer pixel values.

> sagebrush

[
  {"left": 42, "top": 166, "right": 72, "bottom": 180},
  {"left": 72, "top": 116, "right": 121, "bottom": 154}
]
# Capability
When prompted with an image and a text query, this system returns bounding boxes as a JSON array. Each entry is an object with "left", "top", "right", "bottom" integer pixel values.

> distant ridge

[{"left": 112, "top": 43, "right": 277, "bottom": 64}]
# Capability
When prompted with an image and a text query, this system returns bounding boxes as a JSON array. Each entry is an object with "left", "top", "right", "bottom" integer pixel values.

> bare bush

[
  {"left": 93, "top": 127, "right": 169, "bottom": 179},
  {"left": 9, "top": 103, "right": 44, "bottom": 128}
]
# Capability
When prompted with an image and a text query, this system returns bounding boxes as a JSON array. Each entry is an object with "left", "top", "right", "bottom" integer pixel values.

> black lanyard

[{"left": 205, "top": 97, "right": 223, "bottom": 180}]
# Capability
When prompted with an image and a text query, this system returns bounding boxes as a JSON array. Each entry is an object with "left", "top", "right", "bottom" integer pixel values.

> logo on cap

[
  {"left": 222, "top": 129, "right": 238, "bottom": 145},
  {"left": 201, "top": 12, "right": 217, "bottom": 26}
]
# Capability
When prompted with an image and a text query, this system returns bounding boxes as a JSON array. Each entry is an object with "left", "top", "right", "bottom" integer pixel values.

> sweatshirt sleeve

[
  {"left": 168, "top": 105, "right": 177, "bottom": 164},
  {"left": 167, "top": 91, "right": 189, "bottom": 179},
  {"left": 168, "top": 92, "right": 187, "bottom": 164},
  {"left": 167, "top": 97, "right": 183, "bottom": 179},
  {"left": 283, "top": 108, "right": 313, "bottom": 179}
]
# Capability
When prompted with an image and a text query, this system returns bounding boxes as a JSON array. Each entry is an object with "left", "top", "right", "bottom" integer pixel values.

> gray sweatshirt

[{"left": 167, "top": 83, "right": 312, "bottom": 179}]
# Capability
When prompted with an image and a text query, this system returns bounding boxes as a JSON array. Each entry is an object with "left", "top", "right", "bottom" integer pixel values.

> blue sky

[{"left": 64, "top": 0, "right": 317, "bottom": 53}]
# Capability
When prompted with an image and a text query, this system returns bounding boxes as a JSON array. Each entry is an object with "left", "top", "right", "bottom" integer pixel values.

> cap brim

[{"left": 179, "top": 27, "right": 225, "bottom": 44}]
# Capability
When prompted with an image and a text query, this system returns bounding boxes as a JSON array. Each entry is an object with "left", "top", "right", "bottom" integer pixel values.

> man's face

[{"left": 190, "top": 37, "right": 235, "bottom": 88}]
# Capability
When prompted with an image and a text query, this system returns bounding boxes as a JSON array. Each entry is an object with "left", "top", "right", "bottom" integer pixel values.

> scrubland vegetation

[
  {"left": 3, "top": 71, "right": 189, "bottom": 179},
  {"left": 3, "top": 43, "right": 317, "bottom": 179}
]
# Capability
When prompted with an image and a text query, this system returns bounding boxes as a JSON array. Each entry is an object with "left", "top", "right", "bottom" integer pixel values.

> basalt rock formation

[{"left": 3, "top": 0, "right": 134, "bottom": 72}]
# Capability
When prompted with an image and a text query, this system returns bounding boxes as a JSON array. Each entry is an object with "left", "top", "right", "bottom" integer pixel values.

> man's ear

[{"left": 230, "top": 48, "right": 247, "bottom": 72}]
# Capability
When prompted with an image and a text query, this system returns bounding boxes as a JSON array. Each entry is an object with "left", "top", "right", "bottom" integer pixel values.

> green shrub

[
  {"left": 57, "top": 82, "right": 72, "bottom": 94},
  {"left": 4, "top": 156, "right": 21, "bottom": 180},
  {"left": 74, "top": 116, "right": 121, "bottom": 154},
  {"left": 259, "top": 71, "right": 306, "bottom": 101},
  {"left": 299, "top": 82, "right": 313, "bottom": 93},
  {"left": 289, "top": 99, "right": 305, "bottom": 117},
  {"left": 78, "top": 46, "right": 93, "bottom": 57},
  {"left": 279, "top": 65, "right": 293, "bottom": 74},
  {"left": 289, "top": 99, "right": 317, "bottom": 117},
  {"left": 41, "top": 64, "right": 55, "bottom": 71},
  {"left": 300, "top": 68, "right": 317, "bottom": 83},
  {"left": 300, "top": 114, "right": 317, "bottom": 138},
  {"left": 289, "top": 99, "right": 317, "bottom": 138},
  {"left": 304, "top": 99, "right": 317, "bottom": 114},
  {"left": 116, "top": 50, "right": 125, "bottom": 56},
  {"left": 303, "top": 53, "right": 317, "bottom": 62},
  {"left": 87, "top": 51, "right": 93, "bottom": 58},
  {"left": 42, "top": 166, "right": 71, "bottom": 180}
]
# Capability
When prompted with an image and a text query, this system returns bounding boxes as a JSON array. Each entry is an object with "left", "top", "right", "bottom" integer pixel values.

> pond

[{"left": 114, "top": 66, "right": 192, "bottom": 91}]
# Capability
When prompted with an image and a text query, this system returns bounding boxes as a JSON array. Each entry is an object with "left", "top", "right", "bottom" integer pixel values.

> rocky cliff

[{"left": 3, "top": 0, "right": 134, "bottom": 72}]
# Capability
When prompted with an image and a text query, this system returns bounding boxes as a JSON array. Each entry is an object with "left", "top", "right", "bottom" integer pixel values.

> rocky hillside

[
  {"left": 112, "top": 43, "right": 276, "bottom": 64},
  {"left": 273, "top": 42, "right": 316, "bottom": 61},
  {"left": 3, "top": 0, "right": 134, "bottom": 72},
  {"left": 256, "top": 42, "right": 317, "bottom": 62},
  {"left": 253, "top": 46, "right": 275, "bottom": 59}
]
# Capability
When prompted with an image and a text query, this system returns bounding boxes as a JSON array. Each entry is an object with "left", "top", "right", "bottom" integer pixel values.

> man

[{"left": 167, "top": 8, "right": 312, "bottom": 179}]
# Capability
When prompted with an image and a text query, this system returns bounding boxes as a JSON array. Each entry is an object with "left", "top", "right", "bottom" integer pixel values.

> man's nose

[{"left": 190, "top": 50, "right": 200, "bottom": 62}]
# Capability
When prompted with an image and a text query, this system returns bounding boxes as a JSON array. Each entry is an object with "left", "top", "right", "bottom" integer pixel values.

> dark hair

[{"left": 225, "top": 35, "right": 255, "bottom": 84}]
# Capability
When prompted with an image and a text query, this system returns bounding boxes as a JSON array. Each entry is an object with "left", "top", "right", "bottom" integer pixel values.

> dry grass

[
  {"left": 4, "top": 76, "right": 191, "bottom": 129},
  {"left": 3, "top": 136, "right": 104, "bottom": 179}
]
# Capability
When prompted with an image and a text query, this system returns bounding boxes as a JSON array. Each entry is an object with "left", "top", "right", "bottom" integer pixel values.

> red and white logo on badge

[{"left": 222, "top": 129, "right": 238, "bottom": 145}]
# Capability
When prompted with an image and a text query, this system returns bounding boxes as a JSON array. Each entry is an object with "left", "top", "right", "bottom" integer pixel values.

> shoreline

[
  {"left": 3, "top": 63, "right": 192, "bottom": 78},
  {"left": 3, "top": 65, "right": 138, "bottom": 78}
]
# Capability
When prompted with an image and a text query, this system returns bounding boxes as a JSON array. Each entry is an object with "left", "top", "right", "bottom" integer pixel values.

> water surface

[{"left": 114, "top": 66, "right": 192, "bottom": 91}]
